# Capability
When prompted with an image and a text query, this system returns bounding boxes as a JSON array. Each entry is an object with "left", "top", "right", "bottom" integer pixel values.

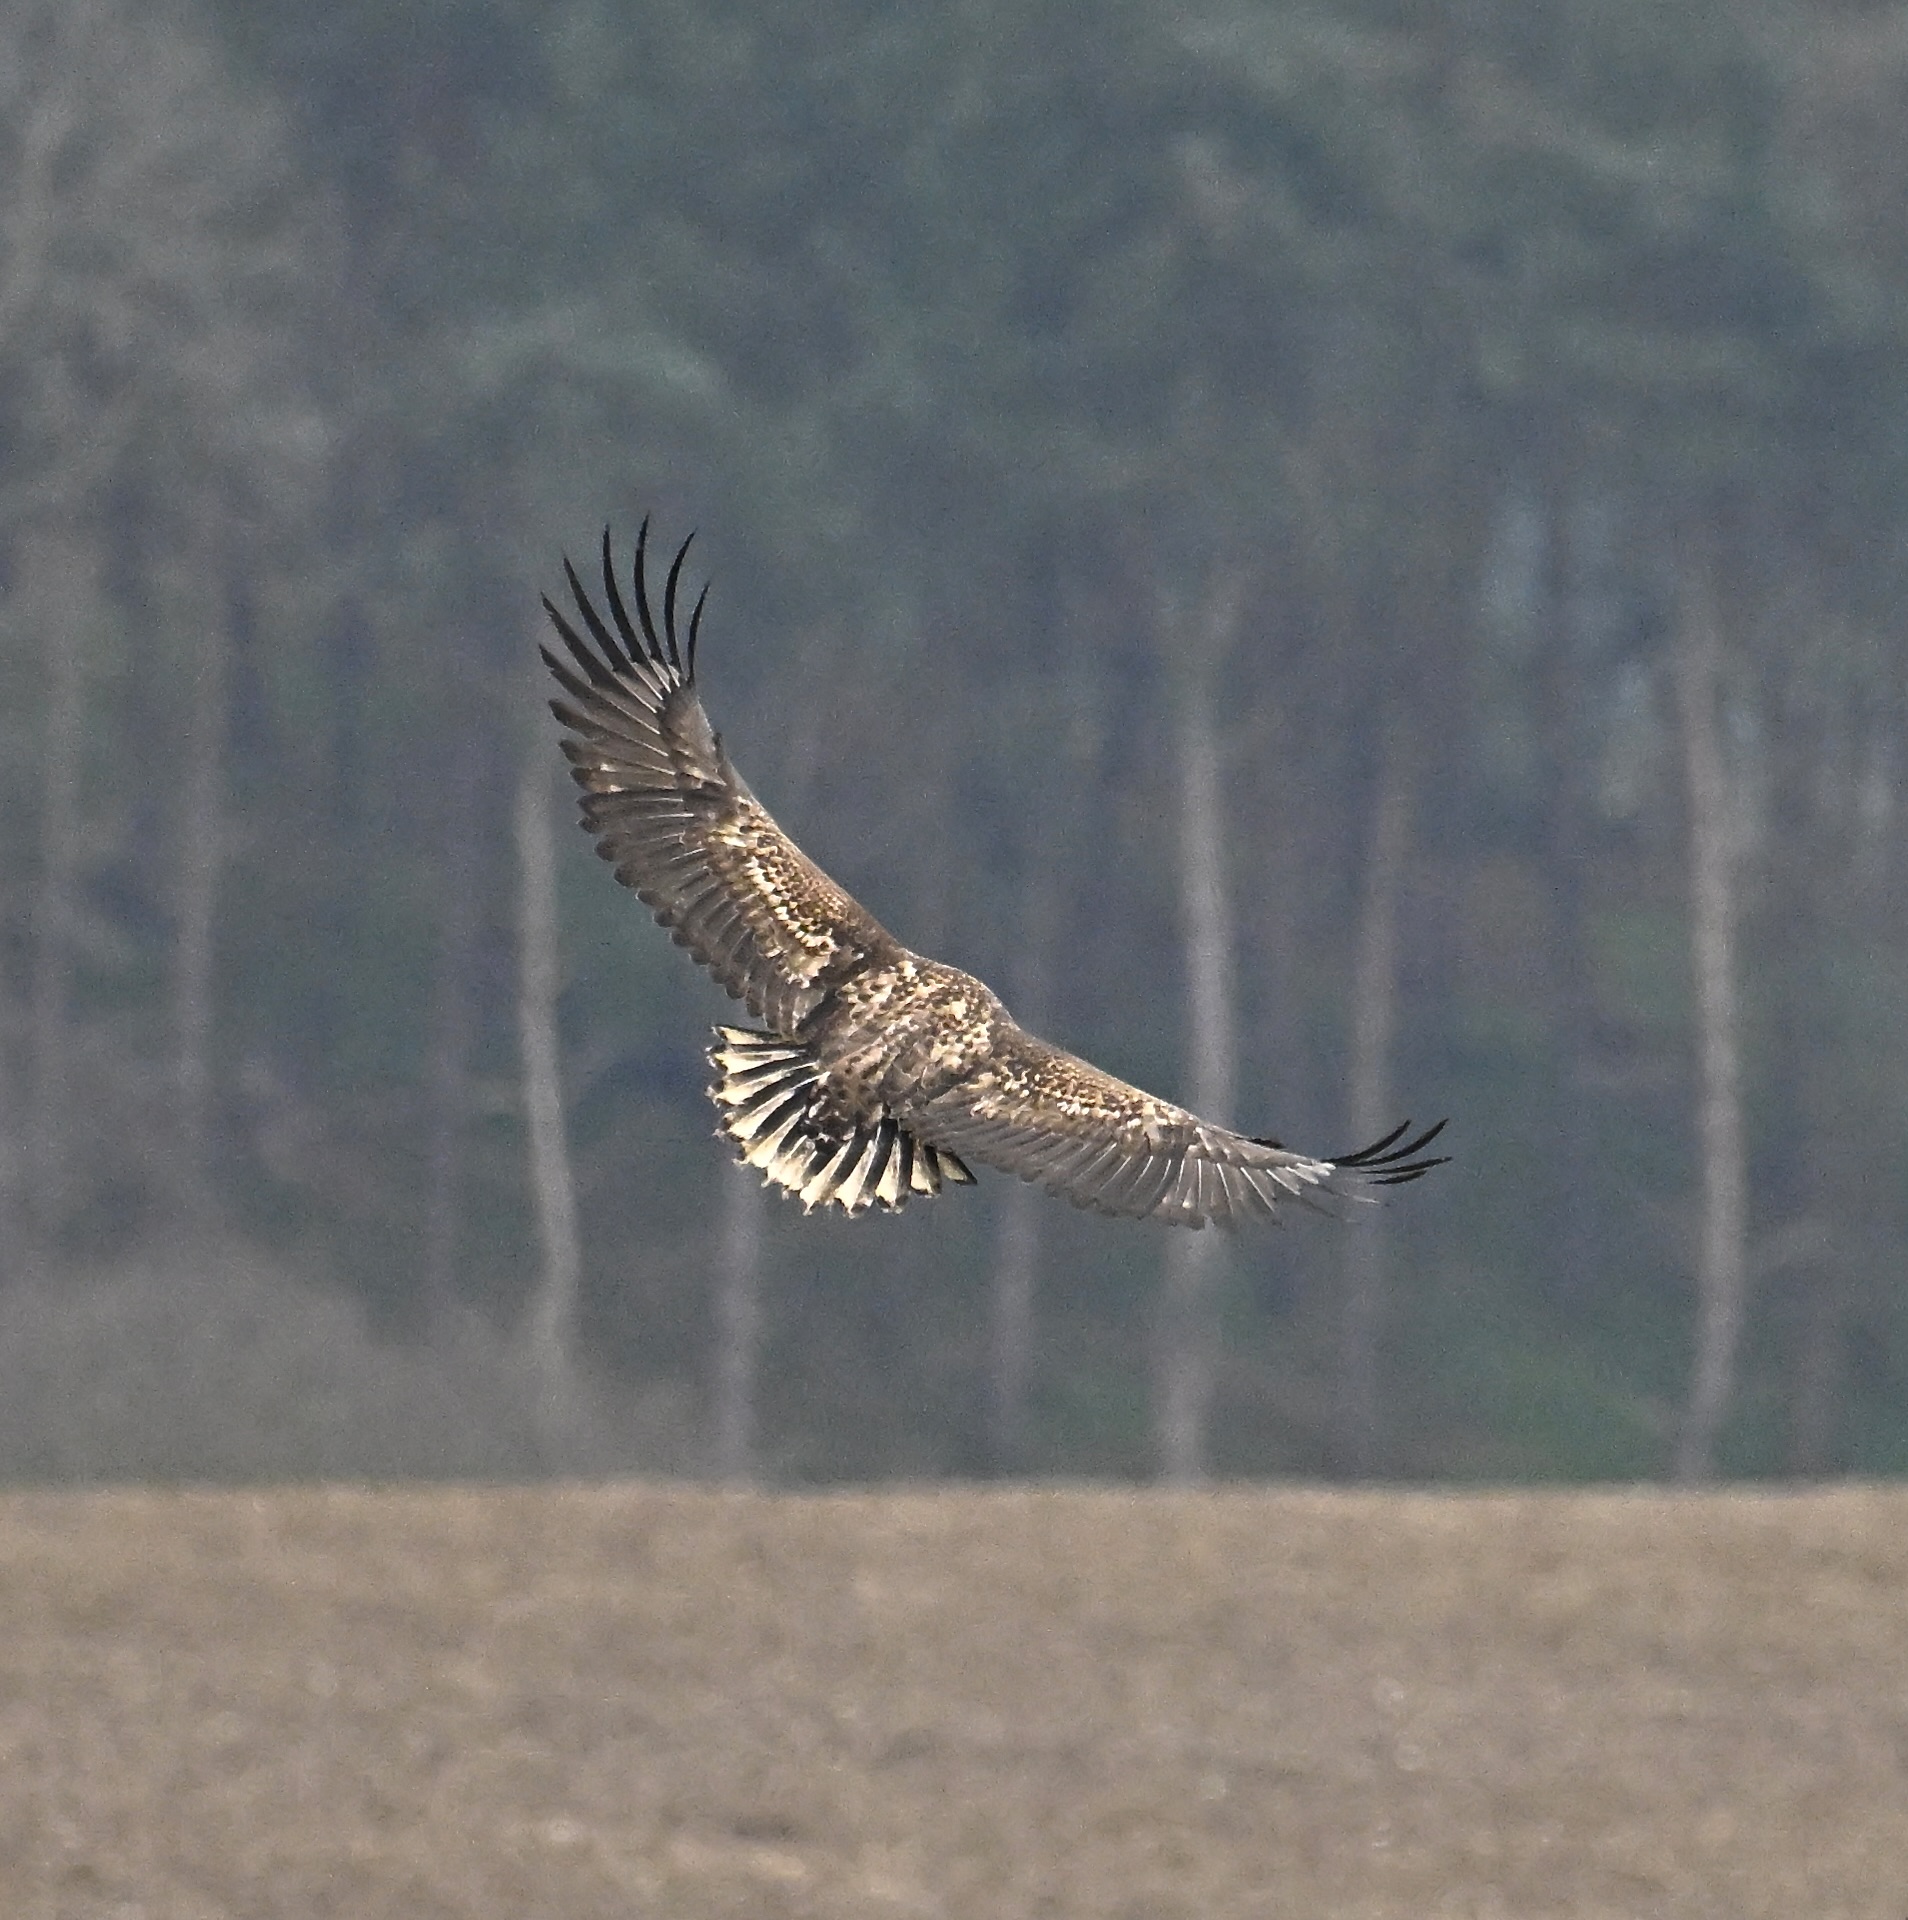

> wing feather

[
  {"left": 917, "top": 1022, "right": 1446, "bottom": 1228},
  {"left": 542, "top": 524, "right": 897, "bottom": 1028}
]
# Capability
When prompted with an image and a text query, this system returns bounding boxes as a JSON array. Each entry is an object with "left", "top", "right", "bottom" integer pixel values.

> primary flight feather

[{"left": 541, "top": 523, "right": 1447, "bottom": 1227}]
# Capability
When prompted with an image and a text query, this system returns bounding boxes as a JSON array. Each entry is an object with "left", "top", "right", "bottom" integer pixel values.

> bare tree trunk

[
  {"left": 987, "top": 1183, "right": 1040, "bottom": 1470},
  {"left": 166, "top": 502, "right": 232, "bottom": 1223},
  {"left": 1788, "top": 1250, "right": 1849, "bottom": 1476},
  {"left": 711, "top": 1157, "right": 764, "bottom": 1481},
  {"left": 0, "top": 978, "right": 20, "bottom": 1278},
  {"left": 1333, "top": 711, "right": 1413, "bottom": 1478},
  {"left": 1541, "top": 479, "right": 1608, "bottom": 1307},
  {"left": 1781, "top": 1031, "right": 1860, "bottom": 1477},
  {"left": 985, "top": 574, "right": 1102, "bottom": 1475},
  {"left": 987, "top": 864, "right": 1050, "bottom": 1472},
  {"left": 422, "top": 731, "right": 483, "bottom": 1320},
  {"left": 1155, "top": 567, "right": 1245, "bottom": 1485},
  {"left": 24, "top": 524, "right": 97, "bottom": 1254},
  {"left": 0, "top": 521, "right": 48, "bottom": 1268},
  {"left": 1788, "top": 1308, "right": 1838, "bottom": 1475},
  {"left": 514, "top": 733, "right": 583, "bottom": 1461},
  {"left": 1672, "top": 550, "right": 1748, "bottom": 1485},
  {"left": 1771, "top": 1218, "right": 1840, "bottom": 1475},
  {"left": 704, "top": 620, "right": 844, "bottom": 1481},
  {"left": 867, "top": 597, "right": 957, "bottom": 1371}
]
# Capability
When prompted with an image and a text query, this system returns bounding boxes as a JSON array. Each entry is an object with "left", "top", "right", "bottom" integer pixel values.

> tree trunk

[
  {"left": 1776, "top": 1218, "right": 1840, "bottom": 1475},
  {"left": 0, "top": 974, "right": 19, "bottom": 1278},
  {"left": 704, "top": 619, "right": 845, "bottom": 1480},
  {"left": 1541, "top": 480, "right": 1608, "bottom": 1307},
  {"left": 1333, "top": 709, "right": 1413, "bottom": 1478},
  {"left": 1155, "top": 567, "right": 1245, "bottom": 1485},
  {"left": 985, "top": 573, "right": 1102, "bottom": 1475},
  {"left": 421, "top": 730, "right": 483, "bottom": 1320},
  {"left": 24, "top": 523, "right": 98, "bottom": 1255},
  {"left": 514, "top": 733, "right": 583, "bottom": 1461},
  {"left": 711, "top": 1157, "right": 765, "bottom": 1481},
  {"left": 1672, "top": 548, "right": 1748, "bottom": 1486},
  {"left": 987, "top": 1183, "right": 1040, "bottom": 1472},
  {"left": 1788, "top": 1295, "right": 1840, "bottom": 1475},
  {"left": 166, "top": 501, "right": 232, "bottom": 1223}
]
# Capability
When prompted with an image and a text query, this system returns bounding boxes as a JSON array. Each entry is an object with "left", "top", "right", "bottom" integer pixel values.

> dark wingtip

[
  {"left": 686, "top": 580, "right": 709, "bottom": 681},
  {"left": 600, "top": 524, "right": 655, "bottom": 663},
  {"left": 629, "top": 518, "right": 665, "bottom": 661},
  {"left": 548, "top": 515, "right": 711, "bottom": 687},
  {"left": 662, "top": 531, "right": 696, "bottom": 672},
  {"left": 1329, "top": 1117, "right": 1450, "bottom": 1186}
]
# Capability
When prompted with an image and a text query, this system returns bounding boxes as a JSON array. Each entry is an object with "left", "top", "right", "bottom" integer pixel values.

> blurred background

[{"left": 2, "top": 0, "right": 1904, "bottom": 1488}]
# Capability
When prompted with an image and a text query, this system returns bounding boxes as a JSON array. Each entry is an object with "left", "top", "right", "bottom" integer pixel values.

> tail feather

[{"left": 707, "top": 1026, "right": 973, "bottom": 1215}]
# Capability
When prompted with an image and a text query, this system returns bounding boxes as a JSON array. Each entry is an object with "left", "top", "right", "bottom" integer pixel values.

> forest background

[{"left": 3, "top": 0, "right": 1906, "bottom": 1489}]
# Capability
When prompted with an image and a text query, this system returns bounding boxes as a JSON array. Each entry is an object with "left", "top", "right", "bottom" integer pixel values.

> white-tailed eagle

[{"left": 541, "top": 524, "right": 1446, "bottom": 1226}]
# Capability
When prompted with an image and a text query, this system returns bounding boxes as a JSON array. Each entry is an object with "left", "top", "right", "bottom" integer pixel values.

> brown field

[{"left": 0, "top": 1484, "right": 1903, "bottom": 1918}]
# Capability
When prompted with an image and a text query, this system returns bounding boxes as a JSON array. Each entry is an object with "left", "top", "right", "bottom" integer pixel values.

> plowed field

[{"left": 0, "top": 1484, "right": 1902, "bottom": 1917}]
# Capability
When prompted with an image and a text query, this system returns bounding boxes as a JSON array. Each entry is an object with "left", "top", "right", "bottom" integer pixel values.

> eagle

[{"left": 540, "top": 523, "right": 1446, "bottom": 1228}]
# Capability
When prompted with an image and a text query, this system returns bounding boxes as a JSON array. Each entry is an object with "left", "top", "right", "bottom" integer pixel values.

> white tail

[{"left": 707, "top": 1026, "right": 974, "bottom": 1214}]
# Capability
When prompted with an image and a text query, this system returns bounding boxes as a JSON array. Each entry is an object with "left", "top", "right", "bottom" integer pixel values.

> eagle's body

[
  {"left": 805, "top": 953, "right": 1006, "bottom": 1117},
  {"left": 541, "top": 524, "right": 1445, "bottom": 1227}
]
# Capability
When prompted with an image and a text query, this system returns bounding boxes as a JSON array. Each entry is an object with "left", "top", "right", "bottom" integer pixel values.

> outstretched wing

[
  {"left": 917, "top": 1022, "right": 1446, "bottom": 1229},
  {"left": 541, "top": 524, "right": 895, "bottom": 1032}
]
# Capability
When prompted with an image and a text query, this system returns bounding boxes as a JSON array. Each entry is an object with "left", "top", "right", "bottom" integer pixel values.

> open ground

[{"left": 0, "top": 1482, "right": 1902, "bottom": 1918}]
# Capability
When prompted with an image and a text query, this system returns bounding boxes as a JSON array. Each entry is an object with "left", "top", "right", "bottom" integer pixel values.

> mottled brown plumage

[{"left": 541, "top": 524, "right": 1447, "bottom": 1227}]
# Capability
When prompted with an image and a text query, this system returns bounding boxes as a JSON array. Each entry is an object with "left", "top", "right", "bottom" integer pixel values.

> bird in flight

[{"left": 540, "top": 524, "right": 1447, "bottom": 1227}]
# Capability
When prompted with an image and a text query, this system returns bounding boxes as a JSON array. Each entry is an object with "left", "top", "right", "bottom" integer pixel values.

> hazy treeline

[{"left": 4, "top": 0, "right": 1907, "bottom": 1483}]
